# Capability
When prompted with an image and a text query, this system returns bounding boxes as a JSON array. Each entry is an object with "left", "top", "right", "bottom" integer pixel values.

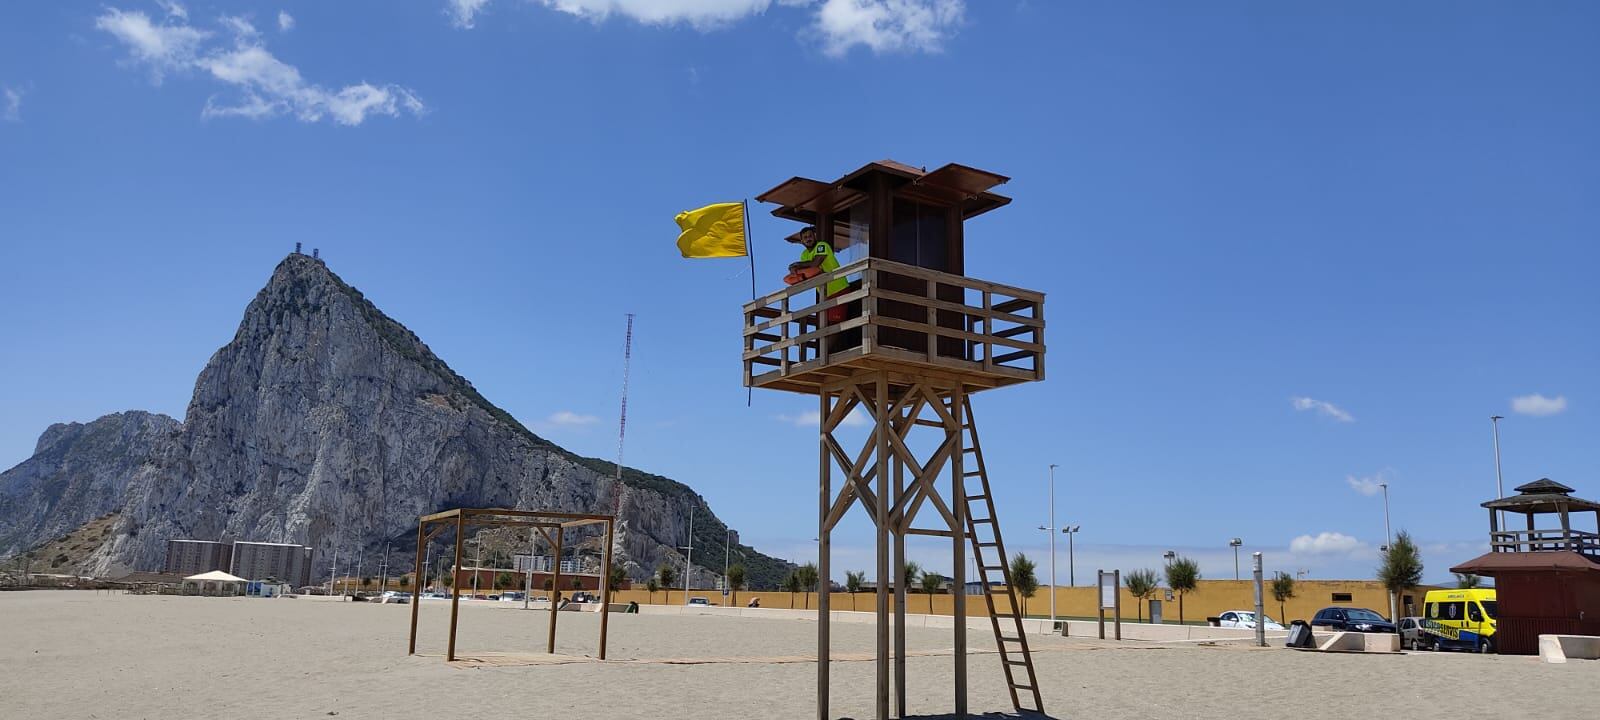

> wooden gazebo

[
  {"left": 406, "top": 507, "right": 616, "bottom": 662},
  {"left": 1451, "top": 478, "right": 1600, "bottom": 654},
  {"left": 746, "top": 160, "right": 1046, "bottom": 720}
]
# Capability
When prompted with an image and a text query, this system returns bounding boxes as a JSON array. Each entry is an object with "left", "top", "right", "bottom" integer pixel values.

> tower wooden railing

[
  {"left": 743, "top": 258, "right": 1045, "bottom": 393},
  {"left": 1491, "top": 528, "right": 1600, "bottom": 557}
]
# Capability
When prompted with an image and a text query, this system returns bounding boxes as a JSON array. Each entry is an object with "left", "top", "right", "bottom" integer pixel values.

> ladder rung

[
  {"left": 971, "top": 517, "right": 995, "bottom": 524},
  {"left": 963, "top": 471, "right": 983, "bottom": 477},
  {"left": 977, "top": 541, "right": 1000, "bottom": 547},
  {"left": 999, "top": 636, "right": 1023, "bottom": 642},
  {"left": 1011, "top": 685, "right": 1036, "bottom": 692},
  {"left": 1005, "top": 659, "right": 1028, "bottom": 666},
  {"left": 964, "top": 493, "right": 988, "bottom": 500}
]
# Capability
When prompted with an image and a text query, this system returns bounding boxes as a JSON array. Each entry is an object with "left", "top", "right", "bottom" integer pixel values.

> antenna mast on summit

[{"left": 613, "top": 314, "right": 634, "bottom": 515}]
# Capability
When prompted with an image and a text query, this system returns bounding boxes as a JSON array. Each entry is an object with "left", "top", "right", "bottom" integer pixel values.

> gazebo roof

[
  {"left": 1451, "top": 550, "right": 1600, "bottom": 576},
  {"left": 184, "top": 570, "right": 246, "bottom": 582},
  {"left": 1482, "top": 478, "right": 1600, "bottom": 514}
]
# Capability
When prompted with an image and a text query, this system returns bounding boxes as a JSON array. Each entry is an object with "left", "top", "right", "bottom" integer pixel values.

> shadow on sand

[{"left": 839, "top": 714, "right": 1061, "bottom": 720}]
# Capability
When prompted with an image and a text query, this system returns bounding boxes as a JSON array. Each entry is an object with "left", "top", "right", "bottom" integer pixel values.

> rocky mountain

[
  {"left": 0, "top": 254, "right": 791, "bottom": 588},
  {"left": 0, "top": 411, "right": 178, "bottom": 558}
]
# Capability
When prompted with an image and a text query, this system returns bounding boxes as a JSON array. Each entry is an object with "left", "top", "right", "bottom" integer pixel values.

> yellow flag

[{"left": 675, "top": 201, "right": 747, "bottom": 258}]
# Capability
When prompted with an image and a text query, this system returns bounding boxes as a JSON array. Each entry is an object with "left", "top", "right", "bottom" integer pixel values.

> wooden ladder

[{"left": 959, "top": 396, "right": 1045, "bottom": 715}]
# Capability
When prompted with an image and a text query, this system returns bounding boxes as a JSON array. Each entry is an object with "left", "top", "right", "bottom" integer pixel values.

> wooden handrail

[{"left": 742, "top": 258, "right": 1046, "bottom": 389}]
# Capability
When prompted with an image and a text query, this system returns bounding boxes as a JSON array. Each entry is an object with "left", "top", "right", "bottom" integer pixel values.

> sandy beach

[{"left": 0, "top": 591, "right": 1593, "bottom": 720}]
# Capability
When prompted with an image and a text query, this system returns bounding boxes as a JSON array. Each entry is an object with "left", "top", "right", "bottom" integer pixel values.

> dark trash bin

[{"left": 1285, "top": 620, "right": 1315, "bottom": 649}]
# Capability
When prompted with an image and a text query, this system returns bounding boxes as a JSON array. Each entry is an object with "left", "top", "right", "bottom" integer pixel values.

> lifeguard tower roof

[
  {"left": 743, "top": 159, "right": 1044, "bottom": 395},
  {"left": 757, "top": 159, "right": 1012, "bottom": 225}
]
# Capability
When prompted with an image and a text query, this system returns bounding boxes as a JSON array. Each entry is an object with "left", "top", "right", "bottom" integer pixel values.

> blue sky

[{"left": 2, "top": 1, "right": 1596, "bottom": 586}]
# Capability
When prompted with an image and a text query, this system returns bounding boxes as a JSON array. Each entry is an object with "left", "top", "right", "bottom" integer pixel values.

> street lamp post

[
  {"left": 1229, "top": 538, "right": 1243, "bottom": 581},
  {"left": 1379, "top": 482, "right": 1392, "bottom": 547},
  {"left": 678, "top": 506, "right": 696, "bottom": 603},
  {"left": 1047, "top": 464, "right": 1058, "bottom": 626},
  {"left": 1379, "top": 482, "right": 1395, "bottom": 621},
  {"left": 1163, "top": 550, "right": 1176, "bottom": 566},
  {"left": 1062, "top": 526, "right": 1080, "bottom": 586},
  {"left": 1491, "top": 415, "right": 1506, "bottom": 528}
]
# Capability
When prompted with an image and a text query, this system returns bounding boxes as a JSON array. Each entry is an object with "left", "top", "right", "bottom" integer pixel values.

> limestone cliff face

[
  {"left": 0, "top": 411, "right": 179, "bottom": 557},
  {"left": 2, "top": 255, "right": 787, "bottom": 586}
]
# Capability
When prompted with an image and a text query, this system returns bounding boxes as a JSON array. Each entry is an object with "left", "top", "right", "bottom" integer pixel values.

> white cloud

[
  {"left": 548, "top": 411, "right": 600, "bottom": 426},
  {"left": 94, "top": 8, "right": 210, "bottom": 83},
  {"left": 96, "top": 7, "right": 424, "bottom": 126},
  {"left": 534, "top": 0, "right": 773, "bottom": 28},
  {"left": 1290, "top": 396, "right": 1354, "bottom": 423},
  {"left": 447, "top": 0, "right": 493, "bottom": 28},
  {"left": 813, "top": 0, "right": 964, "bottom": 57},
  {"left": 1511, "top": 393, "right": 1566, "bottom": 417},
  {"left": 277, "top": 11, "right": 295, "bottom": 32},
  {"left": 448, "top": 0, "right": 966, "bottom": 56},
  {"left": 2, "top": 86, "right": 21, "bottom": 122},
  {"left": 1344, "top": 473, "right": 1386, "bottom": 497},
  {"left": 1289, "top": 532, "right": 1364, "bottom": 555},
  {"left": 776, "top": 408, "right": 868, "bottom": 427},
  {"left": 156, "top": 0, "right": 188, "bottom": 20}
]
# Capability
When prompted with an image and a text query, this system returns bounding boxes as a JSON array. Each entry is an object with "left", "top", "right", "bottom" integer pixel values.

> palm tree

[
  {"left": 727, "top": 564, "right": 747, "bottom": 608},
  {"left": 795, "top": 563, "right": 820, "bottom": 609},
  {"left": 646, "top": 577, "right": 660, "bottom": 603},
  {"left": 1010, "top": 553, "right": 1038, "bottom": 617},
  {"left": 1271, "top": 572, "right": 1296, "bottom": 622},
  {"left": 783, "top": 571, "right": 803, "bottom": 608},
  {"left": 1124, "top": 569, "right": 1158, "bottom": 622},
  {"left": 1379, "top": 530, "right": 1424, "bottom": 619},
  {"left": 845, "top": 570, "right": 866, "bottom": 611},
  {"left": 608, "top": 566, "right": 627, "bottom": 602},
  {"left": 920, "top": 571, "right": 944, "bottom": 613},
  {"left": 1455, "top": 572, "right": 1481, "bottom": 589},
  {"left": 1165, "top": 556, "right": 1200, "bottom": 624},
  {"left": 657, "top": 564, "right": 677, "bottom": 605},
  {"left": 901, "top": 560, "right": 923, "bottom": 594}
]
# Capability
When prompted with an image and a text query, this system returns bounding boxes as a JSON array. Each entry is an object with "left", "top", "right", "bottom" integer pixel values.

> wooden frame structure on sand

[
  {"left": 406, "top": 508, "right": 616, "bottom": 662},
  {"left": 815, "top": 373, "right": 1043, "bottom": 719}
]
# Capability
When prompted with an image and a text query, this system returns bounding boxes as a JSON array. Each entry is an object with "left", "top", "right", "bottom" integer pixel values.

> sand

[{"left": 0, "top": 590, "right": 1594, "bottom": 719}]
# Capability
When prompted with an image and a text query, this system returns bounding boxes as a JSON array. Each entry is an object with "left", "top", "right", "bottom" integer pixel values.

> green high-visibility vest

[{"left": 801, "top": 242, "right": 847, "bottom": 296}]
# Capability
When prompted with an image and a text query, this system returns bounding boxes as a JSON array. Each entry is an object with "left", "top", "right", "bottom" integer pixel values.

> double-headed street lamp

[{"left": 1062, "top": 526, "right": 1081, "bottom": 586}]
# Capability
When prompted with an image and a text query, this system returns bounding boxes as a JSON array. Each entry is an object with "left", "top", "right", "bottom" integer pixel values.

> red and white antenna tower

[{"left": 612, "top": 313, "right": 634, "bottom": 516}]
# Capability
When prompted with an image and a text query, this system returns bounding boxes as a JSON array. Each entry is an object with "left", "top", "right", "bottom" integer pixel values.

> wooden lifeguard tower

[
  {"left": 744, "top": 160, "right": 1046, "bottom": 719},
  {"left": 1450, "top": 478, "right": 1600, "bottom": 654}
]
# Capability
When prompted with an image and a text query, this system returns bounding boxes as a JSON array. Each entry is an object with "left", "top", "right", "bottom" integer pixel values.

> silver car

[{"left": 1397, "top": 616, "right": 1430, "bottom": 651}]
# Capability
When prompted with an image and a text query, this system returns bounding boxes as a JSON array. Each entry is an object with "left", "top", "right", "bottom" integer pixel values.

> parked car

[
  {"left": 534, "top": 595, "right": 550, "bottom": 603},
  {"left": 686, "top": 596, "right": 711, "bottom": 606},
  {"left": 1397, "top": 616, "right": 1429, "bottom": 650},
  {"left": 1311, "top": 607, "right": 1396, "bottom": 633},
  {"left": 500, "top": 592, "right": 524, "bottom": 601},
  {"left": 1217, "top": 610, "right": 1284, "bottom": 630},
  {"left": 378, "top": 591, "right": 411, "bottom": 605}
]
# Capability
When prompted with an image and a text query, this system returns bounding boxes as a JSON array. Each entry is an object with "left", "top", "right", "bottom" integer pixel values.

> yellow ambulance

[{"left": 1420, "top": 588, "right": 1498, "bottom": 653}]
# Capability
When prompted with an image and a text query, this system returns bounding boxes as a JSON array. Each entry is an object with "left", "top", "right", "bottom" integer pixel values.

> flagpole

[
  {"left": 744, "top": 199, "right": 756, "bottom": 407},
  {"left": 744, "top": 199, "right": 756, "bottom": 300}
]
